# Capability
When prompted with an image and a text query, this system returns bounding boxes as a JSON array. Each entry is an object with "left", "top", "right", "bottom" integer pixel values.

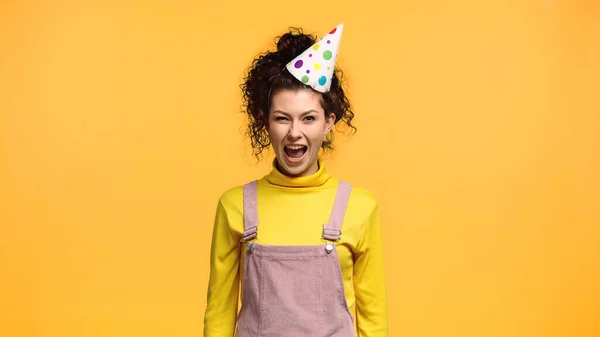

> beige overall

[{"left": 235, "top": 180, "right": 356, "bottom": 337}]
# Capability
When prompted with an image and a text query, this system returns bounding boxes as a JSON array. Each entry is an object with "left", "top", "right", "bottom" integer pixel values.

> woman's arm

[
  {"left": 353, "top": 203, "right": 389, "bottom": 336},
  {"left": 203, "top": 200, "right": 241, "bottom": 336}
]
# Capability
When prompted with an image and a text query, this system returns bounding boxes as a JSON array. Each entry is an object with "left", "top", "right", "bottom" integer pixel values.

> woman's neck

[{"left": 264, "top": 157, "right": 331, "bottom": 188}]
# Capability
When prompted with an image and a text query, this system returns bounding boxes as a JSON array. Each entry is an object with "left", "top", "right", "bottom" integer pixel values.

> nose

[{"left": 287, "top": 121, "right": 302, "bottom": 140}]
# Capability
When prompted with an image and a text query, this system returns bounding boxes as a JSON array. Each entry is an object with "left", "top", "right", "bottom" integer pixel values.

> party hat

[{"left": 286, "top": 23, "right": 344, "bottom": 93}]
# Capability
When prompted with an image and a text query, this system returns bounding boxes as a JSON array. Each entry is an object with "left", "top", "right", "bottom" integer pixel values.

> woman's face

[{"left": 267, "top": 89, "right": 335, "bottom": 177}]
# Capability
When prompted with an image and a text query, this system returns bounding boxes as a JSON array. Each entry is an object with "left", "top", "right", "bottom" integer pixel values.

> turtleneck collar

[{"left": 263, "top": 157, "right": 332, "bottom": 188}]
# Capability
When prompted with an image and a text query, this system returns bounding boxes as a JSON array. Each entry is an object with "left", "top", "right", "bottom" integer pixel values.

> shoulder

[
  {"left": 217, "top": 183, "right": 245, "bottom": 210},
  {"left": 216, "top": 179, "right": 265, "bottom": 212},
  {"left": 342, "top": 181, "right": 379, "bottom": 214}
]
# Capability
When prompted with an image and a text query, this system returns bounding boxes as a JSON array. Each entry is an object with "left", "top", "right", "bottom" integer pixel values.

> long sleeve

[
  {"left": 203, "top": 199, "right": 241, "bottom": 337},
  {"left": 353, "top": 203, "right": 389, "bottom": 336}
]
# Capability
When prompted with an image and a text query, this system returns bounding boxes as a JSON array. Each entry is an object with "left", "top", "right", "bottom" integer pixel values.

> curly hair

[{"left": 240, "top": 27, "right": 357, "bottom": 160}]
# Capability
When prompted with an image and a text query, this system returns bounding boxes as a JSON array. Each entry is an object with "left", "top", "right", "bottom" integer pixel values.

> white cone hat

[{"left": 285, "top": 24, "right": 344, "bottom": 93}]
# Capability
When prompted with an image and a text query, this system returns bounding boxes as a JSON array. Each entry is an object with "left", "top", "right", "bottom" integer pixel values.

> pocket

[
  {"left": 239, "top": 254, "right": 249, "bottom": 308},
  {"left": 235, "top": 247, "right": 260, "bottom": 336},
  {"left": 332, "top": 253, "right": 355, "bottom": 323},
  {"left": 319, "top": 248, "right": 358, "bottom": 337},
  {"left": 258, "top": 255, "right": 323, "bottom": 336}
]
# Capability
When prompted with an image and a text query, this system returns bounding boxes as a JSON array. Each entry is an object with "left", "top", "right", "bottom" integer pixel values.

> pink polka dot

[{"left": 329, "top": 27, "right": 337, "bottom": 34}]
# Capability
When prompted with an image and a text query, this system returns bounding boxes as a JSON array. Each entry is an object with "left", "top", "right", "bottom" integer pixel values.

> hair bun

[{"left": 276, "top": 28, "right": 316, "bottom": 60}]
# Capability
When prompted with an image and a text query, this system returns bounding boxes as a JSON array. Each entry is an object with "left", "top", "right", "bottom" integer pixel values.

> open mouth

[{"left": 284, "top": 145, "right": 308, "bottom": 162}]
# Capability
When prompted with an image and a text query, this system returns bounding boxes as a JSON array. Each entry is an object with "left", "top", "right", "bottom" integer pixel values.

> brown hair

[{"left": 240, "top": 27, "right": 356, "bottom": 160}]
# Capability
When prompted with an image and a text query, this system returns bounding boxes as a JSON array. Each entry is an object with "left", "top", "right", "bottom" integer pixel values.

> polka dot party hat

[{"left": 286, "top": 23, "right": 344, "bottom": 93}]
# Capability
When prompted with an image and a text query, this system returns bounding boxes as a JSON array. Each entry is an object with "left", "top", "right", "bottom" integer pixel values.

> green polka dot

[
  {"left": 301, "top": 75, "right": 309, "bottom": 83},
  {"left": 323, "top": 50, "right": 333, "bottom": 60}
]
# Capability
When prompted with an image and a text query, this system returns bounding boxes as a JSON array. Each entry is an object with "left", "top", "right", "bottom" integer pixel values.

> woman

[{"left": 203, "top": 24, "right": 388, "bottom": 337}]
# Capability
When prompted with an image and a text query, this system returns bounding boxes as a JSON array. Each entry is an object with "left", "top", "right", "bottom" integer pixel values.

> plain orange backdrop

[{"left": 1, "top": 1, "right": 599, "bottom": 336}]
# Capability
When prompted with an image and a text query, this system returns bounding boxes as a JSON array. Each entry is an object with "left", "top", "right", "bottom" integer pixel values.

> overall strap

[
  {"left": 242, "top": 180, "right": 259, "bottom": 242},
  {"left": 322, "top": 181, "right": 352, "bottom": 242}
]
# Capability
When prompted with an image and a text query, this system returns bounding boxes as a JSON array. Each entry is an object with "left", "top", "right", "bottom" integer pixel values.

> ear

[{"left": 324, "top": 112, "right": 336, "bottom": 134}]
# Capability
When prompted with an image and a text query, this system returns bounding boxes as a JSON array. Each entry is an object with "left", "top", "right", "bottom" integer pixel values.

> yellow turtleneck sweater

[{"left": 203, "top": 158, "right": 388, "bottom": 336}]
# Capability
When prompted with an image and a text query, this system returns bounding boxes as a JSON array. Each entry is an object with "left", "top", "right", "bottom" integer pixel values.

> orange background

[{"left": 1, "top": 1, "right": 599, "bottom": 336}]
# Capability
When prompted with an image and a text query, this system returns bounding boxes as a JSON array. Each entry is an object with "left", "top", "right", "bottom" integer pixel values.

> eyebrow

[{"left": 271, "top": 109, "right": 320, "bottom": 116}]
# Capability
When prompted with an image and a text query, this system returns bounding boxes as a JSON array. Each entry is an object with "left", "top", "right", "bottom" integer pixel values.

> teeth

[{"left": 285, "top": 145, "right": 305, "bottom": 149}]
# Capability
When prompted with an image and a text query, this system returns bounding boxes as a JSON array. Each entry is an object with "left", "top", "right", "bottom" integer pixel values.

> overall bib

[{"left": 235, "top": 180, "right": 357, "bottom": 337}]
